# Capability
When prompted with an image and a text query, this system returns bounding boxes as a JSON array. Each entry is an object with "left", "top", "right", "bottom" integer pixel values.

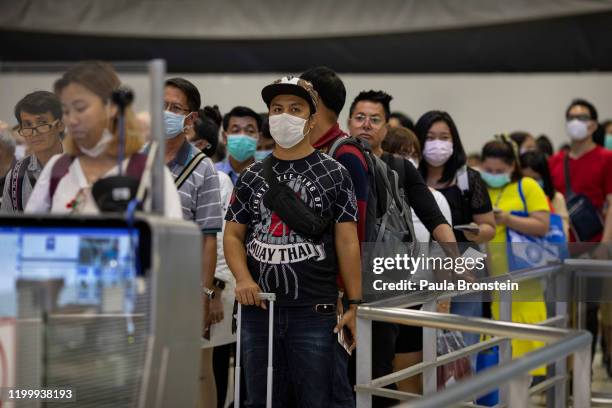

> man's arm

[
  {"left": 224, "top": 221, "right": 265, "bottom": 309},
  {"left": 334, "top": 221, "right": 362, "bottom": 350}
]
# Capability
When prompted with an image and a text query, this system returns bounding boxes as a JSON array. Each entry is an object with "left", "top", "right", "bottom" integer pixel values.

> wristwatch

[
  {"left": 202, "top": 286, "right": 215, "bottom": 300},
  {"left": 347, "top": 299, "right": 363, "bottom": 306}
]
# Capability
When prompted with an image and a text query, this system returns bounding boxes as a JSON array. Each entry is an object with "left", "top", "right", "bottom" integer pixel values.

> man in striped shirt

[{"left": 163, "top": 77, "right": 223, "bottom": 407}]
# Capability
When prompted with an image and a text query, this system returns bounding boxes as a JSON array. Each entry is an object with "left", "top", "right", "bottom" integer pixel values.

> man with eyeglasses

[
  {"left": 162, "top": 77, "right": 223, "bottom": 408},
  {"left": 1, "top": 91, "right": 64, "bottom": 213},
  {"left": 215, "top": 106, "right": 262, "bottom": 185},
  {"left": 348, "top": 90, "right": 455, "bottom": 408},
  {"left": 549, "top": 99, "right": 612, "bottom": 364}
]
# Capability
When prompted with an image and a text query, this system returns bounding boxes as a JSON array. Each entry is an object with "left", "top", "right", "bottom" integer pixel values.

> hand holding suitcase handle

[{"left": 235, "top": 277, "right": 268, "bottom": 309}]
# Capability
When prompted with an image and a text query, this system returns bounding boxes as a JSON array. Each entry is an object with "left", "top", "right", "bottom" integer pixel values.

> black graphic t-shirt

[{"left": 225, "top": 150, "right": 358, "bottom": 307}]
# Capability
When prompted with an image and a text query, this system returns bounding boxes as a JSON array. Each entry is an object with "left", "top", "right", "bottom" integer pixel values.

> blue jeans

[{"left": 241, "top": 305, "right": 354, "bottom": 408}]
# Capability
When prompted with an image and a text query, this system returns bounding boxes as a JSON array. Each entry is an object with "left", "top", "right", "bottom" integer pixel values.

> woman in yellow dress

[{"left": 480, "top": 135, "right": 550, "bottom": 377}]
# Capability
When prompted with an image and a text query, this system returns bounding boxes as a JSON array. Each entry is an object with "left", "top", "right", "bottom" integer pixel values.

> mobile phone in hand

[{"left": 453, "top": 223, "right": 480, "bottom": 233}]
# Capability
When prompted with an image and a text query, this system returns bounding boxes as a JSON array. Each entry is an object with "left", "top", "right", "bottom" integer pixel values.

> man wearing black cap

[{"left": 224, "top": 76, "right": 361, "bottom": 407}]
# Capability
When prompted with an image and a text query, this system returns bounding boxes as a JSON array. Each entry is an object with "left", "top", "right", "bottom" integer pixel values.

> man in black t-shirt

[{"left": 224, "top": 76, "right": 361, "bottom": 407}]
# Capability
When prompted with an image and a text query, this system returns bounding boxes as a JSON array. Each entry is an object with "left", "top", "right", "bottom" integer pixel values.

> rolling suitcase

[{"left": 234, "top": 292, "right": 276, "bottom": 408}]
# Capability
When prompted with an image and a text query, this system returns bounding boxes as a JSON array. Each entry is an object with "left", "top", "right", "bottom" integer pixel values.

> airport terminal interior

[{"left": 2, "top": 1, "right": 612, "bottom": 407}]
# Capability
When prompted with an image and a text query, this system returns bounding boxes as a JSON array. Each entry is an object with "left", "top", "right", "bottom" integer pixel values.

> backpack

[
  {"left": 329, "top": 137, "right": 417, "bottom": 245},
  {"left": 329, "top": 138, "right": 419, "bottom": 300}
]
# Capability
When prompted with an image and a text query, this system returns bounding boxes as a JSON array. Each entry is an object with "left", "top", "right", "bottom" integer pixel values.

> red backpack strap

[
  {"left": 125, "top": 152, "right": 148, "bottom": 182},
  {"left": 49, "top": 155, "right": 75, "bottom": 201}
]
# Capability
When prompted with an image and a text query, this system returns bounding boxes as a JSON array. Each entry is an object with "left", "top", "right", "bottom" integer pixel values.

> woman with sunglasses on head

[{"left": 26, "top": 61, "right": 181, "bottom": 217}]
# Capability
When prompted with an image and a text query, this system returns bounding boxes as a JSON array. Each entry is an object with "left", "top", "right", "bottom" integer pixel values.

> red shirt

[{"left": 549, "top": 145, "right": 612, "bottom": 241}]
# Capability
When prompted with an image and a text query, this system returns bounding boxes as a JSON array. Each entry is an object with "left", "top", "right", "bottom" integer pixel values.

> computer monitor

[{"left": 0, "top": 215, "right": 201, "bottom": 408}]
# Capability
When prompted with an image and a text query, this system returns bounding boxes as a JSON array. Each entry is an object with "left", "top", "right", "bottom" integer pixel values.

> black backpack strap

[
  {"left": 262, "top": 155, "right": 277, "bottom": 188},
  {"left": 563, "top": 154, "right": 574, "bottom": 199},
  {"left": 10, "top": 159, "right": 27, "bottom": 211},
  {"left": 174, "top": 151, "right": 206, "bottom": 189}
]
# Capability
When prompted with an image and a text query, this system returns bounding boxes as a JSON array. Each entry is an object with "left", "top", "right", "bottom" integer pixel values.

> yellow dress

[{"left": 487, "top": 177, "right": 550, "bottom": 376}]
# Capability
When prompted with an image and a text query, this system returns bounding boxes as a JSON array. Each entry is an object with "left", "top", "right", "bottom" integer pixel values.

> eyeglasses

[
  {"left": 567, "top": 114, "right": 591, "bottom": 122},
  {"left": 18, "top": 120, "right": 58, "bottom": 137},
  {"left": 163, "top": 102, "right": 191, "bottom": 115},
  {"left": 351, "top": 113, "right": 384, "bottom": 127}
]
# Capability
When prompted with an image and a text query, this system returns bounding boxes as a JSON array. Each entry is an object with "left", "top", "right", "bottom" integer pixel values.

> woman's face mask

[{"left": 480, "top": 171, "right": 511, "bottom": 188}]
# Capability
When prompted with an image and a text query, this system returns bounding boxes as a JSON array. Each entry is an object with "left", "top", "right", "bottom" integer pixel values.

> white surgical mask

[
  {"left": 268, "top": 113, "right": 309, "bottom": 149},
  {"left": 79, "top": 128, "right": 113, "bottom": 157},
  {"left": 423, "top": 139, "right": 453, "bottom": 167},
  {"left": 566, "top": 119, "right": 589, "bottom": 141}
]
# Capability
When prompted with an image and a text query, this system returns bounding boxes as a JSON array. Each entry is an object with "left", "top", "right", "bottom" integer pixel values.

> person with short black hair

[
  {"left": 163, "top": 77, "right": 223, "bottom": 408},
  {"left": 2, "top": 91, "right": 64, "bottom": 213},
  {"left": 509, "top": 130, "right": 536, "bottom": 154},
  {"left": 225, "top": 76, "right": 361, "bottom": 408},
  {"left": 388, "top": 111, "right": 414, "bottom": 131},
  {"left": 348, "top": 92, "right": 456, "bottom": 406},
  {"left": 520, "top": 150, "right": 569, "bottom": 236},
  {"left": 254, "top": 113, "right": 274, "bottom": 161},
  {"left": 535, "top": 134, "right": 554, "bottom": 157},
  {"left": 549, "top": 99, "right": 612, "bottom": 363},
  {"left": 216, "top": 106, "right": 261, "bottom": 184}
]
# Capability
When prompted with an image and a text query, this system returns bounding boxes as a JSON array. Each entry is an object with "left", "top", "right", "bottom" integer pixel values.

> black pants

[{"left": 213, "top": 343, "right": 233, "bottom": 408}]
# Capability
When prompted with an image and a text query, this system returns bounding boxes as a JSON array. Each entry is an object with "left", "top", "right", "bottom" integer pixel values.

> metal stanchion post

[{"left": 357, "top": 313, "right": 372, "bottom": 408}]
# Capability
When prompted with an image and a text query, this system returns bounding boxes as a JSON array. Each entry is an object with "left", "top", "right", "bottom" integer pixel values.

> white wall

[{"left": 2, "top": 71, "right": 612, "bottom": 153}]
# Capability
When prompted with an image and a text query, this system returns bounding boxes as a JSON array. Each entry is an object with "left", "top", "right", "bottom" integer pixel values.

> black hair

[
  {"left": 509, "top": 131, "right": 533, "bottom": 149},
  {"left": 300, "top": 66, "right": 346, "bottom": 117},
  {"left": 389, "top": 111, "right": 414, "bottom": 130},
  {"left": 14, "top": 91, "right": 62, "bottom": 124},
  {"left": 414, "top": 110, "right": 467, "bottom": 183},
  {"left": 165, "top": 77, "right": 201, "bottom": 112},
  {"left": 481, "top": 136, "right": 523, "bottom": 182},
  {"left": 565, "top": 98, "right": 598, "bottom": 122},
  {"left": 259, "top": 113, "right": 272, "bottom": 140},
  {"left": 194, "top": 109, "right": 220, "bottom": 157},
  {"left": 535, "top": 134, "right": 554, "bottom": 157},
  {"left": 222, "top": 106, "right": 261, "bottom": 132},
  {"left": 520, "top": 150, "right": 555, "bottom": 200},
  {"left": 348, "top": 90, "right": 392, "bottom": 121}
]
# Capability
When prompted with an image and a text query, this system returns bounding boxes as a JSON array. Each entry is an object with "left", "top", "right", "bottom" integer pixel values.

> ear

[
  {"left": 108, "top": 102, "right": 118, "bottom": 119},
  {"left": 57, "top": 120, "right": 66, "bottom": 133},
  {"left": 186, "top": 111, "right": 199, "bottom": 126},
  {"left": 222, "top": 131, "right": 228, "bottom": 144},
  {"left": 588, "top": 120, "right": 598, "bottom": 134}
]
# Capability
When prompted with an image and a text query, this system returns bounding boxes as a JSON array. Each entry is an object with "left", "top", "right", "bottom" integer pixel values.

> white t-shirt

[
  {"left": 214, "top": 170, "right": 235, "bottom": 285},
  {"left": 25, "top": 154, "right": 183, "bottom": 218},
  {"left": 411, "top": 188, "right": 452, "bottom": 242}
]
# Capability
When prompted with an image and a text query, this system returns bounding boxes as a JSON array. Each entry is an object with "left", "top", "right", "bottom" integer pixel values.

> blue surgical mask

[
  {"left": 227, "top": 134, "right": 257, "bottom": 162},
  {"left": 605, "top": 134, "right": 612, "bottom": 150},
  {"left": 163, "top": 110, "right": 186, "bottom": 139},
  {"left": 254, "top": 149, "right": 273, "bottom": 161},
  {"left": 480, "top": 171, "right": 511, "bottom": 189}
]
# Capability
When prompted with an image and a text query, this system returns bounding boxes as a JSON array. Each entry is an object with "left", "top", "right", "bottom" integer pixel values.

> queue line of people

[{"left": 2, "top": 61, "right": 612, "bottom": 408}]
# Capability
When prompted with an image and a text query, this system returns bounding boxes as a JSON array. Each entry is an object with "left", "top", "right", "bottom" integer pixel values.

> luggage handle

[{"left": 234, "top": 293, "right": 276, "bottom": 408}]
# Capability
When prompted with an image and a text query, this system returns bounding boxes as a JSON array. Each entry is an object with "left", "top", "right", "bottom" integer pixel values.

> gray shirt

[
  {"left": 1, "top": 155, "right": 43, "bottom": 213},
  {"left": 167, "top": 141, "right": 223, "bottom": 234}
]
